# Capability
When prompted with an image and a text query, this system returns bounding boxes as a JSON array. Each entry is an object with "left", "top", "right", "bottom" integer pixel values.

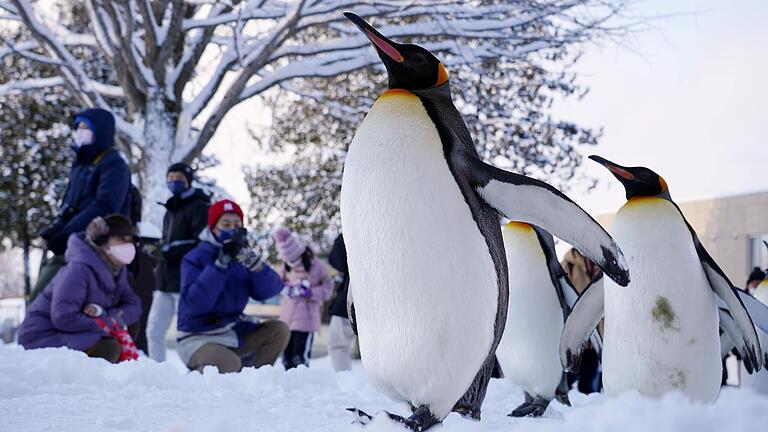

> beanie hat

[
  {"left": 208, "top": 199, "right": 244, "bottom": 230},
  {"left": 167, "top": 162, "right": 194, "bottom": 184},
  {"left": 87, "top": 214, "right": 137, "bottom": 245},
  {"left": 273, "top": 226, "right": 306, "bottom": 264}
]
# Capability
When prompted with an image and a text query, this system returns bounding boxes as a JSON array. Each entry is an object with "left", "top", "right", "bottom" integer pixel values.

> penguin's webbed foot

[
  {"left": 508, "top": 397, "right": 550, "bottom": 418},
  {"left": 385, "top": 405, "right": 440, "bottom": 432},
  {"left": 348, "top": 406, "right": 440, "bottom": 431},
  {"left": 346, "top": 408, "right": 374, "bottom": 425}
]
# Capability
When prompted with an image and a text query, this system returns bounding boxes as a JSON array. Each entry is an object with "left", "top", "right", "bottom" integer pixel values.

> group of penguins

[{"left": 335, "top": 13, "right": 768, "bottom": 431}]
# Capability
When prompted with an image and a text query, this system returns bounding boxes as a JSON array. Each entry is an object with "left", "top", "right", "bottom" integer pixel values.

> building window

[{"left": 748, "top": 234, "right": 768, "bottom": 273}]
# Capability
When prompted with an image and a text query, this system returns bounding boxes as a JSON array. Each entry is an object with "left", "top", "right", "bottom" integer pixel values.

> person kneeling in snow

[
  {"left": 273, "top": 227, "right": 333, "bottom": 369},
  {"left": 177, "top": 199, "right": 290, "bottom": 373},
  {"left": 18, "top": 214, "right": 142, "bottom": 364}
]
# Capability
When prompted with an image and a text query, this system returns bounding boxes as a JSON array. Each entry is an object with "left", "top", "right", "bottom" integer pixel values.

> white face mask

[
  {"left": 108, "top": 243, "right": 136, "bottom": 265},
  {"left": 74, "top": 129, "right": 94, "bottom": 147}
]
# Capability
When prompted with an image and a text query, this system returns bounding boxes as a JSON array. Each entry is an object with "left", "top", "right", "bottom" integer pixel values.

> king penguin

[
  {"left": 340, "top": 14, "right": 630, "bottom": 430},
  {"left": 496, "top": 222, "right": 602, "bottom": 417},
  {"left": 561, "top": 155, "right": 762, "bottom": 403}
]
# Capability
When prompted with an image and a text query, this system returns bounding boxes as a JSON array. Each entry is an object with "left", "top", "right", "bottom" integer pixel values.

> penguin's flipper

[
  {"left": 531, "top": 226, "right": 574, "bottom": 319},
  {"left": 718, "top": 308, "right": 749, "bottom": 362},
  {"left": 347, "top": 283, "right": 358, "bottom": 336},
  {"left": 687, "top": 225, "right": 763, "bottom": 372},
  {"left": 560, "top": 276, "right": 605, "bottom": 372},
  {"left": 733, "top": 289, "right": 768, "bottom": 334},
  {"left": 472, "top": 162, "right": 629, "bottom": 286}
]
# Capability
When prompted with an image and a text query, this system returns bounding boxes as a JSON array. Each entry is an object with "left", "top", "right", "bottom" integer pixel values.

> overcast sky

[{"left": 206, "top": 0, "right": 768, "bottom": 217}]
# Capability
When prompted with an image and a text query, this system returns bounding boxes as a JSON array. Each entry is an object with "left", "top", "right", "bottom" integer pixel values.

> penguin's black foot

[
  {"left": 508, "top": 397, "right": 550, "bottom": 417},
  {"left": 346, "top": 408, "right": 374, "bottom": 425},
  {"left": 385, "top": 405, "right": 440, "bottom": 432}
]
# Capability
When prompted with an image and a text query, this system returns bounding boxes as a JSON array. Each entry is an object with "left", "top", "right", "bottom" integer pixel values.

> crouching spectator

[
  {"left": 18, "top": 214, "right": 142, "bottom": 363},
  {"left": 274, "top": 227, "right": 333, "bottom": 369},
  {"left": 177, "top": 200, "right": 290, "bottom": 374}
]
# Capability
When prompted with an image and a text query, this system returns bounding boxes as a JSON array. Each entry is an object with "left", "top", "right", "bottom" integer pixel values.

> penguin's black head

[
  {"left": 589, "top": 155, "right": 669, "bottom": 200},
  {"left": 344, "top": 12, "right": 449, "bottom": 91}
]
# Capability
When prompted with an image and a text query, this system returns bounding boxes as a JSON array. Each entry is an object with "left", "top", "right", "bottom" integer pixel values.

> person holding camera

[
  {"left": 177, "top": 199, "right": 290, "bottom": 373},
  {"left": 18, "top": 214, "right": 142, "bottom": 363},
  {"left": 273, "top": 226, "right": 333, "bottom": 369},
  {"left": 33, "top": 108, "right": 131, "bottom": 302}
]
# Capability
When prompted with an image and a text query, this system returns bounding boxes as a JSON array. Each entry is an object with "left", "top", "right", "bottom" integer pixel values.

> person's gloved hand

[
  {"left": 216, "top": 228, "right": 248, "bottom": 268},
  {"left": 83, "top": 303, "right": 104, "bottom": 317},
  {"left": 48, "top": 232, "right": 68, "bottom": 255},
  {"left": 237, "top": 247, "right": 265, "bottom": 272},
  {"left": 283, "top": 280, "right": 312, "bottom": 298}
]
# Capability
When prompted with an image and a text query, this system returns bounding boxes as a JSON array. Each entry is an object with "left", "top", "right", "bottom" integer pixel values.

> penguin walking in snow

[
  {"left": 496, "top": 222, "right": 603, "bottom": 417},
  {"left": 561, "top": 156, "right": 762, "bottom": 402},
  {"left": 340, "top": 14, "right": 630, "bottom": 431}
]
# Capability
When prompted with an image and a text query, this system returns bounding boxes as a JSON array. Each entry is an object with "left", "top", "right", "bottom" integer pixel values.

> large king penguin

[
  {"left": 561, "top": 156, "right": 763, "bottom": 402},
  {"left": 497, "top": 222, "right": 602, "bottom": 417},
  {"left": 340, "top": 14, "right": 630, "bottom": 430}
]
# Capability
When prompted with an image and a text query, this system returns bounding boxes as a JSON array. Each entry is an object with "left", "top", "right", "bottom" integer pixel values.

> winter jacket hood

[
  {"left": 18, "top": 232, "right": 142, "bottom": 352},
  {"left": 72, "top": 108, "right": 116, "bottom": 163}
]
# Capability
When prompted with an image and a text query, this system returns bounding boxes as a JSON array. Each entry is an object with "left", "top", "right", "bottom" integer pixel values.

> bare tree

[{"left": 0, "top": 0, "right": 630, "bottom": 224}]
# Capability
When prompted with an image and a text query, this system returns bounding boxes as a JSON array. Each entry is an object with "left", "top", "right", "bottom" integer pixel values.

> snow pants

[
  {"left": 328, "top": 316, "right": 355, "bottom": 372},
  {"left": 187, "top": 320, "right": 290, "bottom": 374},
  {"left": 145, "top": 291, "right": 179, "bottom": 362},
  {"left": 283, "top": 331, "right": 314, "bottom": 370},
  {"left": 30, "top": 254, "right": 66, "bottom": 303}
]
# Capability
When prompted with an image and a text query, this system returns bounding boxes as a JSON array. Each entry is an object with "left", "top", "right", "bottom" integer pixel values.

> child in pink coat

[{"left": 274, "top": 226, "right": 333, "bottom": 369}]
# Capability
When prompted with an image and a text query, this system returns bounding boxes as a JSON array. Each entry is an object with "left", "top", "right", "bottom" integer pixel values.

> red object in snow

[{"left": 94, "top": 316, "right": 139, "bottom": 362}]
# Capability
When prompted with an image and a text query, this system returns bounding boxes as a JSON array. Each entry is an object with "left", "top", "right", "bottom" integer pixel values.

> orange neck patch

[
  {"left": 504, "top": 221, "right": 532, "bottom": 231},
  {"left": 433, "top": 63, "right": 449, "bottom": 87},
  {"left": 380, "top": 88, "right": 417, "bottom": 99}
]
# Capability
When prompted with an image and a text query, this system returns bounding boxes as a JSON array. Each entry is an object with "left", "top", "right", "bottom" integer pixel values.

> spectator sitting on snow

[
  {"left": 33, "top": 108, "right": 131, "bottom": 302},
  {"left": 177, "top": 199, "right": 289, "bottom": 374},
  {"left": 18, "top": 214, "right": 142, "bottom": 364},
  {"left": 146, "top": 162, "right": 210, "bottom": 363},
  {"left": 274, "top": 227, "right": 333, "bottom": 369}
]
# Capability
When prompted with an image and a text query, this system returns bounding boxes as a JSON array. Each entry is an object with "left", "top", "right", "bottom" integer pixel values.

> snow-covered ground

[{"left": 1, "top": 343, "right": 767, "bottom": 432}]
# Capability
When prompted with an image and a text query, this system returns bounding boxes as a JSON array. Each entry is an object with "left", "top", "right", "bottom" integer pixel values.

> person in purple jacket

[
  {"left": 19, "top": 214, "right": 142, "bottom": 363},
  {"left": 274, "top": 226, "right": 333, "bottom": 369},
  {"left": 177, "top": 199, "right": 290, "bottom": 373}
]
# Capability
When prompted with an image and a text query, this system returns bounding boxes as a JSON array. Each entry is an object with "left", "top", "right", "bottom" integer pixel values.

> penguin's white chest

[
  {"left": 603, "top": 198, "right": 720, "bottom": 402},
  {"left": 340, "top": 90, "right": 499, "bottom": 418},
  {"left": 496, "top": 223, "right": 564, "bottom": 399}
]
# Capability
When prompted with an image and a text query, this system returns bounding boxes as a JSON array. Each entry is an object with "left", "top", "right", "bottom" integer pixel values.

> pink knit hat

[{"left": 273, "top": 226, "right": 306, "bottom": 263}]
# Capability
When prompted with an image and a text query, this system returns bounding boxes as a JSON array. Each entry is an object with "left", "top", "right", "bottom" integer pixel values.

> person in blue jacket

[
  {"left": 177, "top": 199, "right": 290, "bottom": 373},
  {"left": 34, "top": 108, "right": 131, "bottom": 301}
]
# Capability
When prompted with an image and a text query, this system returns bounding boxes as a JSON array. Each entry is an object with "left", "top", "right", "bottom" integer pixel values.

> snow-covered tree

[
  {"left": 0, "top": 0, "right": 629, "bottom": 225},
  {"left": 244, "top": 2, "right": 628, "bottom": 250}
]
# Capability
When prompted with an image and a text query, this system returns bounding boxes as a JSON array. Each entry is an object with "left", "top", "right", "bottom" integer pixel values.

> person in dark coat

[
  {"left": 19, "top": 214, "right": 142, "bottom": 363},
  {"left": 177, "top": 199, "right": 290, "bottom": 373},
  {"left": 146, "top": 162, "right": 210, "bottom": 362},
  {"left": 33, "top": 108, "right": 131, "bottom": 302},
  {"left": 327, "top": 233, "right": 356, "bottom": 372}
]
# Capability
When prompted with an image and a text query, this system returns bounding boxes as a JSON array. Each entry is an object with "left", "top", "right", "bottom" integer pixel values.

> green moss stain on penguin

[
  {"left": 651, "top": 296, "right": 677, "bottom": 330},
  {"left": 669, "top": 369, "right": 687, "bottom": 389}
]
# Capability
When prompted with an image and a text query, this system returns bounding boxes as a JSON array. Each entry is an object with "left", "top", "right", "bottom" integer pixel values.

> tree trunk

[
  {"left": 22, "top": 223, "right": 31, "bottom": 298},
  {"left": 137, "top": 95, "right": 177, "bottom": 230}
]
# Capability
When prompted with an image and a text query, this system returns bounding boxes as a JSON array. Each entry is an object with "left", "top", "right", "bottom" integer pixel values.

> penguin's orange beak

[
  {"left": 344, "top": 12, "right": 404, "bottom": 63},
  {"left": 589, "top": 155, "right": 635, "bottom": 181}
]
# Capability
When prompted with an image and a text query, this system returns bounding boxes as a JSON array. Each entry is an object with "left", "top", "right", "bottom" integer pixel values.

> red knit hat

[{"left": 208, "top": 199, "right": 244, "bottom": 229}]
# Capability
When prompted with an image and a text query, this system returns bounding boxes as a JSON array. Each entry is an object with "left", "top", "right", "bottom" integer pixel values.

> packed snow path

[{"left": 1, "top": 344, "right": 766, "bottom": 431}]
